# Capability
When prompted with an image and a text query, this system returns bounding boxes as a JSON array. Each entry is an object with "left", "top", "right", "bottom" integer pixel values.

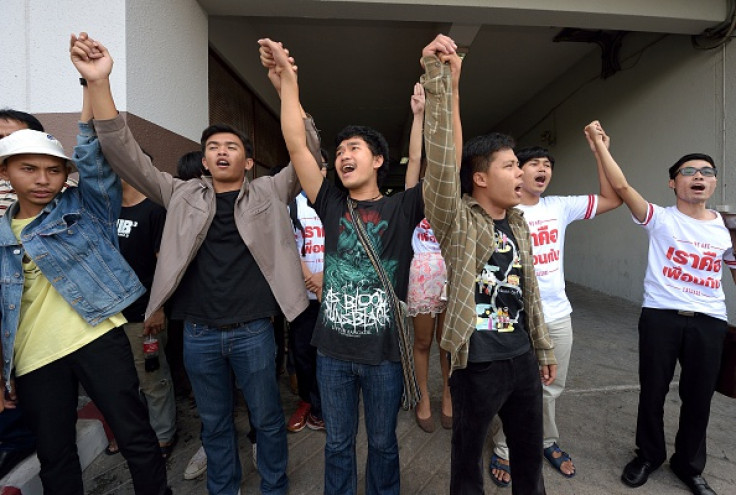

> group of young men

[{"left": 0, "top": 30, "right": 733, "bottom": 495}]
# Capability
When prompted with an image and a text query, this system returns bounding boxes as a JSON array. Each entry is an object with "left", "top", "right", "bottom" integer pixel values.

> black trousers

[
  {"left": 289, "top": 300, "right": 322, "bottom": 418},
  {"left": 635, "top": 308, "right": 727, "bottom": 475},
  {"left": 449, "top": 349, "right": 546, "bottom": 495},
  {"left": 16, "top": 327, "right": 168, "bottom": 495}
]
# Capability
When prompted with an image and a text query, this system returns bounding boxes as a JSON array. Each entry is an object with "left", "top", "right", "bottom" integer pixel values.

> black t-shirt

[
  {"left": 169, "top": 190, "right": 278, "bottom": 326},
  {"left": 468, "top": 216, "right": 530, "bottom": 362},
  {"left": 311, "top": 181, "right": 424, "bottom": 364},
  {"left": 117, "top": 198, "right": 166, "bottom": 322}
]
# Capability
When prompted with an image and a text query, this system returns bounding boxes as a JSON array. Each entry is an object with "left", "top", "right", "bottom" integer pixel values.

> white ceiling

[{"left": 200, "top": 0, "right": 728, "bottom": 177}]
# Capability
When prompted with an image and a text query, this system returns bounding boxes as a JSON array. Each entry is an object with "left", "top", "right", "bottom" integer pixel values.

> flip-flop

[
  {"left": 543, "top": 443, "right": 576, "bottom": 478},
  {"left": 488, "top": 453, "right": 511, "bottom": 487}
]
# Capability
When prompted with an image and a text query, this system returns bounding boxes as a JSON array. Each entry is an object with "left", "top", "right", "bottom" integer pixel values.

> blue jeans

[
  {"left": 317, "top": 353, "right": 403, "bottom": 495},
  {"left": 184, "top": 319, "right": 288, "bottom": 495}
]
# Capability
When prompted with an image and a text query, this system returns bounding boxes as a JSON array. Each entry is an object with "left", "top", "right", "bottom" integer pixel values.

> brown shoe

[
  {"left": 440, "top": 412, "right": 453, "bottom": 430},
  {"left": 415, "top": 410, "right": 435, "bottom": 433}
]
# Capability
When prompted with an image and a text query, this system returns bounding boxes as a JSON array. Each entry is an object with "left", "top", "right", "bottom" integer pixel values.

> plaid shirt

[
  {"left": 0, "top": 180, "right": 14, "bottom": 217},
  {"left": 421, "top": 56, "right": 556, "bottom": 371}
]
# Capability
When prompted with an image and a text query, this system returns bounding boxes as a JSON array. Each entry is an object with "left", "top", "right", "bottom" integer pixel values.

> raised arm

[
  {"left": 405, "top": 83, "right": 425, "bottom": 189},
  {"left": 70, "top": 32, "right": 177, "bottom": 207},
  {"left": 259, "top": 39, "right": 323, "bottom": 204},
  {"left": 67, "top": 34, "right": 122, "bottom": 225},
  {"left": 446, "top": 52, "right": 463, "bottom": 167},
  {"left": 728, "top": 224, "right": 736, "bottom": 285},
  {"left": 585, "top": 121, "right": 648, "bottom": 222},
  {"left": 583, "top": 122, "right": 622, "bottom": 214},
  {"left": 421, "top": 35, "right": 460, "bottom": 241}
]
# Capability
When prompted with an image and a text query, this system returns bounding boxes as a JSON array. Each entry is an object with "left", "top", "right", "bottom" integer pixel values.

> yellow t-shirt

[{"left": 11, "top": 217, "right": 126, "bottom": 376}]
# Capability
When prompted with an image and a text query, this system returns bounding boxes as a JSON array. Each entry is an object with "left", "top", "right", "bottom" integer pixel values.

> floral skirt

[{"left": 407, "top": 252, "right": 448, "bottom": 317}]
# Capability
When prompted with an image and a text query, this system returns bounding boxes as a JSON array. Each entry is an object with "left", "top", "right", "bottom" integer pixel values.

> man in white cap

[{"left": 0, "top": 40, "right": 168, "bottom": 494}]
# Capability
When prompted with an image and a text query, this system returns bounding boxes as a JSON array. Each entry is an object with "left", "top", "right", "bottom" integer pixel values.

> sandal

[
  {"left": 104, "top": 443, "right": 120, "bottom": 455},
  {"left": 159, "top": 432, "right": 179, "bottom": 459},
  {"left": 543, "top": 443, "right": 576, "bottom": 478},
  {"left": 489, "top": 453, "right": 511, "bottom": 487}
]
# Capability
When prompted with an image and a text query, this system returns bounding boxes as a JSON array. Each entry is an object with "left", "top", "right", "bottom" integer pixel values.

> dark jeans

[
  {"left": 184, "top": 318, "right": 287, "bottom": 495},
  {"left": 317, "top": 353, "right": 403, "bottom": 495},
  {"left": 15, "top": 327, "right": 167, "bottom": 495},
  {"left": 289, "top": 300, "right": 321, "bottom": 418},
  {"left": 449, "top": 349, "right": 545, "bottom": 495},
  {"left": 635, "top": 308, "right": 727, "bottom": 475}
]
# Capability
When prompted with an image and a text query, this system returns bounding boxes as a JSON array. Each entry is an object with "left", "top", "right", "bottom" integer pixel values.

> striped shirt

[
  {"left": 421, "top": 56, "right": 556, "bottom": 371},
  {"left": 0, "top": 180, "right": 15, "bottom": 217}
]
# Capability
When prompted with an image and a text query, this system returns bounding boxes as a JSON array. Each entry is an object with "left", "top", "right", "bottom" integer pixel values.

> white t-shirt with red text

[
  {"left": 637, "top": 204, "right": 731, "bottom": 321},
  {"left": 517, "top": 195, "right": 598, "bottom": 321},
  {"left": 294, "top": 193, "right": 325, "bottom": 300},
  {"left": 411, "top": 217, "right": 441, "bottom": 254}
]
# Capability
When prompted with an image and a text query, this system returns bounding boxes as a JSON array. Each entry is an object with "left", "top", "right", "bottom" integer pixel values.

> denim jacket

[{"left": 0, "top": 122, "right": 144, "bottom": 381}]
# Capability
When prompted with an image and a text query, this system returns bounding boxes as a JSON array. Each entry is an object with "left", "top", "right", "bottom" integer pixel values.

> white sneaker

[{"left": 183, "top": 445, "right": 207, "bottom": 480}]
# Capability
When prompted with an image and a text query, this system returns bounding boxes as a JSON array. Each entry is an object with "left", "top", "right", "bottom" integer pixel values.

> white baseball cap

[{"left": 0, "top": 129, "right": 75, "bottom": 170}]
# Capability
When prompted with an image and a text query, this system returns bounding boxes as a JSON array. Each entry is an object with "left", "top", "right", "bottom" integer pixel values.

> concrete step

[{"left": 0, "top": 419, "right": 107, "bottom": 494}]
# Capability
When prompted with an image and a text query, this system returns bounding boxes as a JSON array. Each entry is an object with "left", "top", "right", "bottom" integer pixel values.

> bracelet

[{"left": 79, "top": 77, "right": 88, "bottom": 87}]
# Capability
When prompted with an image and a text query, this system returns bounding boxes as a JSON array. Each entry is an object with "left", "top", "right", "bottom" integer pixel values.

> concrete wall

[
  {"left": 1, "top": 1, "right": 127, "bottom": 113},
  {"left": 496, "top": 33, "right": 736, "bottom": 322},
  {"left": 1, "top": 0, "right": 208, "bottom": 142},
  {"left": 126, "top": 0, "right": 209, "bottom": 141}
]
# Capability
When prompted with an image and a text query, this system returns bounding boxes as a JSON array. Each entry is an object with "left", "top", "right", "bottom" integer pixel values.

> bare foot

[
  {"left": 441, "top": 395, "right": 452, "bottom": 418},
  {"left": 416, "top": 396, "right": 432, "bottom": 420}
]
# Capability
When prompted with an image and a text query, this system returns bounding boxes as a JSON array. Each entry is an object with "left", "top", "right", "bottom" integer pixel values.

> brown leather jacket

[{"left": 95, "top": 114, "right": 321, "bottom": 322}]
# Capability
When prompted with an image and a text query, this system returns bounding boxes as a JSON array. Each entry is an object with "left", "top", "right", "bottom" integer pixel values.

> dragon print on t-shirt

[
  {"left": 321, "top": 212, "right": 398, "bottom": 337},
  {"left": 310, "top": 180, "right": 424, "bottom": 365}
]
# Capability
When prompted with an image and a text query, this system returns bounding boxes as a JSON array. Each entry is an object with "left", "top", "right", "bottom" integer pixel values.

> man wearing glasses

[{"left": 586, "top": 121, "right": 734, "bottom": 495}]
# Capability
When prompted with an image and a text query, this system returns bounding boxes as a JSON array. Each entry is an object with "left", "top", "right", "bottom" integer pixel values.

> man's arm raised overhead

[
  {"left": 583, "top": 122, "right": 622, "bottom": 215},
  {"left": 259, "top": 38, "right": 323, "bottom": 204},
  {"left": 585, "top": 121, "right": 649, "bottom": 223}
]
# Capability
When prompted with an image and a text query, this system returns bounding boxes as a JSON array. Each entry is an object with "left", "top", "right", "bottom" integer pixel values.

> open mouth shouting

[
  {"left": 514, "top": 182, "right": 523, "bottom": 197},
  {"left": 341, "top": 162, "right": 356, "bottom": 177},
  {"left": 690, "top": 182, "right": 706, "bottom": 192}
]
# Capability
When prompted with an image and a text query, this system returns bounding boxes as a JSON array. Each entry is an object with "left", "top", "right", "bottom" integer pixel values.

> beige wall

[{"left": 496, "top": 33, "right": 736, "bottom": 321}]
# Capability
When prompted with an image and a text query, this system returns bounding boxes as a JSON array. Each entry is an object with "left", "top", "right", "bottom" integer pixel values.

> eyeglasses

[{"left": 676, "top": 166, "right": 716, "bottom": 177}]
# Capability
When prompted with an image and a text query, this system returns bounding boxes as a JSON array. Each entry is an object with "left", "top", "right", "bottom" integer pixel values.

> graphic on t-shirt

[
  {"left": 116, "top": 218, "right": 138, "bottom": 239},
  {"left": 475, "top": 229, "right": 522, "bottom": 332},
  {"left": 322, "top": 212, "right": 397, "bottom": 337}
]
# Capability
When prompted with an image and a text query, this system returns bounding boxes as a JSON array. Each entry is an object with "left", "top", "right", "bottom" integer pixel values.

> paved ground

[{"left": 82, "top": 283, "right": 736, "bottom": 494}]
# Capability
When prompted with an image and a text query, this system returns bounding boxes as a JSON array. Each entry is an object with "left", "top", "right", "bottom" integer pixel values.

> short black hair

[
  {"left": 460, "top": 133, "right": 516, "bottom": 194},
  {"left": 0, "top": 108, "right": 44, "bottom": 132},
  {"left": 177, "top": 150, "right": 205, "bottom": 180},
  {"left": 335, "top": 125, "right": 390, "bottom": 187},
  {"left": 516, "top": 146, "right": 555, "bottom": 170},
  {"left": 200, "top": 124, "right": 253, "bottom": 158},
  {"left": 668, "top": 153, "right": 716, "bottom": 179}
]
